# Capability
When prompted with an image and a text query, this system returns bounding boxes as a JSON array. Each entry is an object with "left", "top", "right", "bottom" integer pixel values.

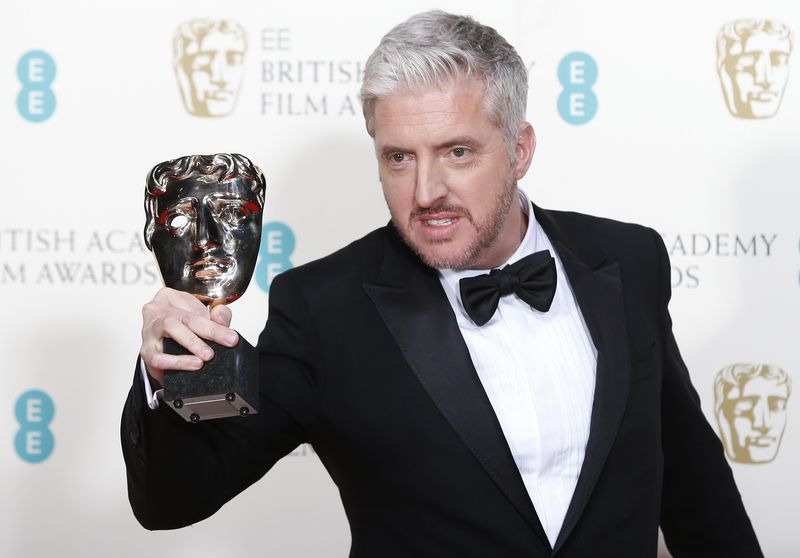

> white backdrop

[{"left": 2, "top": 1, "right": 798, "bottom": 556}]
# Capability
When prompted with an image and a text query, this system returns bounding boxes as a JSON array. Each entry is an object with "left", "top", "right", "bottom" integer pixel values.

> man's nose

[
  {"left": 414, "top": 157, "right": 448, "bottom": 208},
  {"left": 194, "top": 205, "right": 221, "bottom": 248},
  {"left": 754, "top": 53, "right": 774, "bottom": 87}
]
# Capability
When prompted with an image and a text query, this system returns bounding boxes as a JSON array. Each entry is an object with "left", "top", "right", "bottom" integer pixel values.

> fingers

[
  {"left": 174, "top": 312, "right": 238, "bottom": 348},
  {"left": 139, "top": 288, "right": 238, "bottom": 379},
  {"left": 147, "top": 352, "right": 204, "bottom": 384},
  {"left": 157, "top": 287, "right": 208, "bottom": 314}
]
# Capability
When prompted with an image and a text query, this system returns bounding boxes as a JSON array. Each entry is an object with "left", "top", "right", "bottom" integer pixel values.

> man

[
  {"left": 716, "top": 19, "right": 793, "bottom": 119},
  {"left": 173, "top": 19, "right": 248, "bottom": 117},
  {"left": 714, "top": 363, "right": 791, "bottom": 464},
  {"left": 123, "top": 10, "right": 762, "bottom": 557}
]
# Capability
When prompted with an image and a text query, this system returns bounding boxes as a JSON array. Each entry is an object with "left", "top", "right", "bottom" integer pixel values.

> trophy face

[{"left": 148, "top": 164, "right": 263, "bottom": 305}]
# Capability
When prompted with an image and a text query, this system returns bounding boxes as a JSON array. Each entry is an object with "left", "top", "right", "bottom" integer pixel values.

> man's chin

[{"left": 411, "top": 241, "right": 475, "bottom": 270}]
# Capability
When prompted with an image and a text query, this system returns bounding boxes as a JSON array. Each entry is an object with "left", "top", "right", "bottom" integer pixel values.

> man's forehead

[{"left": 373, "top": 81, "right": 495, "bottom": 142}]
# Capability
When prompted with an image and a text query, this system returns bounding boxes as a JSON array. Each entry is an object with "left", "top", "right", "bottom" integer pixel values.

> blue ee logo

[
  {"left": 557, "top": 52, "right": 597, "bottom": 125},
  {"left": 15, "top": 390, "right": 55, "bottom": 463},
  {"left": 256, "top": 222, "right": 295, "bottom": 293},
  {"left": 17, "top": 50, "right": 57, "bottom": 122}
]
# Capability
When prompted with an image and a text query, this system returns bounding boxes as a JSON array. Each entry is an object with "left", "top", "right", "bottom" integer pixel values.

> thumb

[{"left": 210, "top": 304, "right": 233, "bottom": 327}]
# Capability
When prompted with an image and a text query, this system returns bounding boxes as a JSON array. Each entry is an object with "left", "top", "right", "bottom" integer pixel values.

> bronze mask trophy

[{"left": 144, "top": 153, "right": 265, "bottom": 422}]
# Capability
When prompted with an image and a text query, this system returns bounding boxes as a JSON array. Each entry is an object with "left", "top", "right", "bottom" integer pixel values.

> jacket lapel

[
  {"left": 363, "top": 226, "right": 549, "bottom": 545},
  {"left": 534, "top": 207, "right": 632, "bottom": 554}
]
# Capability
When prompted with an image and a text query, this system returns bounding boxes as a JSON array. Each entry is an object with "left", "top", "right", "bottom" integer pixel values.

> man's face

[
  {"left": 373, "top": 79, "right": 531, "bottom": 270},
  {"left": 149, "top": 177, "right": 262, "bottom": 304},
  {"left": 722, "top": 32, "right": 791, "bottom": 118},
  {"left": 180, "top": 31, "right": 246, "bottom": 117},
  {"left": 719, "top": 376, "right": 790, "bottom": 463}
]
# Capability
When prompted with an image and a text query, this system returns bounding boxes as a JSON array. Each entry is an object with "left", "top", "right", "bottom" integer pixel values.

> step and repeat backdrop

[{"left": 2, "top": 0, "right": 798, "bottom": 556}]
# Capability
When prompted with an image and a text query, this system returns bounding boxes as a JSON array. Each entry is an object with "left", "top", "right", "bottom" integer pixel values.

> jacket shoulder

[
  {"left": 545, "top": 207, "right": 655, "bottom": 241},
  {"left": 540, "top": 207, "right": 663, "bottom": 261},
  {"left": 275, "top": 226, "right": 391, "bottom": 290}
]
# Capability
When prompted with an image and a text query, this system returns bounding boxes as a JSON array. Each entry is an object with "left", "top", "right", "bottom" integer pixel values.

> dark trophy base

[{"left": 162, "top": 335, "right": 259, "bottom": 422}]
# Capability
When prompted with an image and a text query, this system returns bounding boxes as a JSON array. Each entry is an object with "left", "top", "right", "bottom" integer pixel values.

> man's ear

[{"left": 513, "top": 122, "right": 536, "bottom": 180}]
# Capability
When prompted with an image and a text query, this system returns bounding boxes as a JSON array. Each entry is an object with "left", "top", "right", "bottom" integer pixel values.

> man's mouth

[
  {"left": 416, "top": 213, "right": 463, "bottom": 234},
  {"left": 425, "top": 218, "right": 456, "bottom": 226}
]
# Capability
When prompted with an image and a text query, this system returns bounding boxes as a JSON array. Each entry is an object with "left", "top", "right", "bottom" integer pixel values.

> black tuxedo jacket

[{"left": 122, "top": 205, "right": 762, "bottom": 557}]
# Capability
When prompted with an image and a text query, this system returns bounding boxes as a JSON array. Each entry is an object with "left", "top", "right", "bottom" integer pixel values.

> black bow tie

[{"left": 458, "top": 250, "right": 557, "bottom": 326}]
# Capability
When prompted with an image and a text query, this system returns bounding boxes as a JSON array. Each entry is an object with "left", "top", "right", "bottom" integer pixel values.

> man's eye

[
  {"left": 390, "top": 153, "right": 406, "bottom": 163},
  {"left": 452, "top": 147, "right": 468, "bottom": 158}
]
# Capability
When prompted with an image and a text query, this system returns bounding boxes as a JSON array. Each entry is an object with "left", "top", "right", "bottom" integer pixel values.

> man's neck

[{"left": 477, "top": 195, "right": 530, "bottom": 269}]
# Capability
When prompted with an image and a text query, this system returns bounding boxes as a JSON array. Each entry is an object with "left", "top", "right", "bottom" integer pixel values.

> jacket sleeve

[
  {"left": 120, "top": 271, "right": 319, "bottom": 530},
  {"left": 653, "top": 229, "right": 763, "bottom": 557}
]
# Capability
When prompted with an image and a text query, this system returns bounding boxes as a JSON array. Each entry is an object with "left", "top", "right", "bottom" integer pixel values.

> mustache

[{"left": 409, "top": 204, "right": 472, "bottom": 222}]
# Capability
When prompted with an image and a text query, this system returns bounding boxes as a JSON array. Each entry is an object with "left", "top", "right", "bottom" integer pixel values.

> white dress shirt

[
  {"left": 438, "top": 190, "right": 597, "bottom": 547},
  {"left": 140, "top": 359, "right": 162, "bottom": 409}
]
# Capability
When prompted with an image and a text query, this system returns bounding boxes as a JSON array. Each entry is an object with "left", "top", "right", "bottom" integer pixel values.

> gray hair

[
  {"left": 143, "top": 153, "right": 265, "bottom": 249},
  {"left": 360, "top": 10, "right": 528, "bottom": 153}
]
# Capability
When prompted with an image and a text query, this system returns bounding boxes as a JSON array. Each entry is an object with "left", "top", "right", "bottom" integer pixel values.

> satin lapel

[
  {"left": 534, "top": 208, "right": 632, "bottom": 554},
  {"left": 363, "top": 229, "right": 548, "bottom": 545}
]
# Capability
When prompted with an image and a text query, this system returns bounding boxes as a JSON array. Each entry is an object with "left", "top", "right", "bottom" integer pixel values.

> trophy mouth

[{"left": 189, "top": 257, "right": 235, "bottom": 280}]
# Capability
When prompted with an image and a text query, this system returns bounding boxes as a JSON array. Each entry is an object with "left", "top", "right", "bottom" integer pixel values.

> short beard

[{"left": 392, "top": 176, "right": 518, "bottom": 271}]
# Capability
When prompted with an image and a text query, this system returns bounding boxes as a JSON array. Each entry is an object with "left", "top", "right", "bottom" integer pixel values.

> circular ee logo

[
  {"left": 557, "top": 51, "right": 598, "bottom": 125},
  {"left": 17, "top": 50, "right": 57, "bottom": 123},
  {"left": 256, "top": 222, "right": 296, "bottom": 293},
  {"left": 14, "top": 389, "right": 55, "bottom": 463}
]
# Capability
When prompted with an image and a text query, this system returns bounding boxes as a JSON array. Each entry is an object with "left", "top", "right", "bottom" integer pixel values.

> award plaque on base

[{"left": 144, "top": 153, "right": 266, "bottom": 422}]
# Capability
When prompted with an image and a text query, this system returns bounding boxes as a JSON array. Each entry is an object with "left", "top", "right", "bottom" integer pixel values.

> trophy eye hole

[
  {"left": 218, "top": 205, "right": 248, "bottom": 227},
  {"left": 168, "top": 214, "right": 189, "bottom": 230}
]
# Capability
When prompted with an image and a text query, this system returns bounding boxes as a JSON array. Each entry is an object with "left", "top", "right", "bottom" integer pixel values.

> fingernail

[
  {"left": 202, "top": 347, "right": 214, "bottom": 360},
  {"left": 225, "top": 332, "right": 238, "bottom": 345},
  {"left": 191, "top": 358, "right": 204, "bottom": 370}
]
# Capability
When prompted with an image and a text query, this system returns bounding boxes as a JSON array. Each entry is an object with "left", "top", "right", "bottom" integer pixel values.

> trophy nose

[{"left": 194, "top": 203, "right": 221, "bottom": 248}]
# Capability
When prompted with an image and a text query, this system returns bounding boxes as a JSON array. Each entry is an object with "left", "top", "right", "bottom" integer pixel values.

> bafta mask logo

[
  {"left": 716, "top": 19, "right": 793, "bottom": 119},
  {"left": 144, "top": 153, "right": 265, "bottom": 305},
  {"left": 714, "top": 363, "right": 791, "bottom": 464},
  {"left": 173, "top": 19, "right": 248, "bottom": 117}
]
